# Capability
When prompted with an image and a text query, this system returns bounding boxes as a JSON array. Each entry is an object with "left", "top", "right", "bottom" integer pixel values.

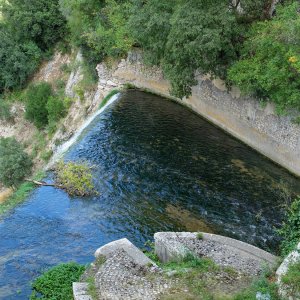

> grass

[
  {"left": 231, "top": 277, "right": 281, "bottom": 300},
  {"left": 159, "top": 253, "right": 282, "bottom": 300},
  {"left": 162, "top": 254, "right": 217, "bottom": 274},
  {"left": 87, "top": 276, "right": 98, "bottom": 300},
  {"left": 196, "top": 232, "right": 203, "bottom": 240},
  {"left": 282, "top": 261, "right": 300, "bottom": 295},
  {"left": 0, "top": 171, "right": 45, "bottom": 215},
  {"left": 99, "top": 89, "right": 119, "bottom": 109}
]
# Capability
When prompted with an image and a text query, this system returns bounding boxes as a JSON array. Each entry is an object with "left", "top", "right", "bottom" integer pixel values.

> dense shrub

[
  {"left": 60, "top": 0, "right": 133, "bottom": 65},
  {"left": 228, "top": 2, "right": 300, "bottom": 112},
  {"left": 128, "top": 0, "right": 175, "bottom": 65},
  {"left": 0, "top": 0, "right": 67, "bottom": 93},
  {"left": 55, "top": 161, "right": 96, "bottom": 196},
  {"left": 162, "top": 0, "right": 240, "bottom": 98},
  {"left": 30, "top": 262, "right": 85, "bottom": 300},
  {"left": 1, "top": 0, "right": 67, "bottom": 51},
  {"left": 278, "top": 197, "right": 300, "bottom": 256},
  {"left": 46, "top": 96, "right": 66, "bottom": 124},
  {"left": 0, "top": 137, "right": 32, "bottom": 187},
  {"left": 25, "top": 82, "right": 68, "bottom": 129},
  {"left": 0, "top": 26, "right": 42, "bottom": 92},
  {"left": 0, "top": 100, "right": 13, "bottom": 122},
  {"left": 25, "top": 83, "right": 52, "bottom": 129}
]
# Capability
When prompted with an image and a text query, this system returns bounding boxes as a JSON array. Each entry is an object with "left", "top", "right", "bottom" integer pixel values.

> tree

[
  {"left": 1, "top": 0, "right": 67, "bottom": 51},
  {"left": 0, "top": 137, "right": 32, "bottom": 187},
  {"left": 60, "top": 0, "right": 133, "bottom": 66},
  {"left": 46, "top": 95, "right": 66, "bottom": 124},
  {"left": 128, "top": 0, "right": 176, "bottom": 65},
  {"left": 228, "top": 2, "right": 300, "bottom": 112},
  {"left": 162, "top": 0, "right": 240, "bottom": 98},
  {"left": 0, "top": 26, "right": 42, "bottom": 92}
]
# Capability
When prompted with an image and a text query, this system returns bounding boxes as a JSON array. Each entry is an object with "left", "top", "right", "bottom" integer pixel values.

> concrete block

[{"left": 95, "top": 238, "right": 155, "bottom": 267}]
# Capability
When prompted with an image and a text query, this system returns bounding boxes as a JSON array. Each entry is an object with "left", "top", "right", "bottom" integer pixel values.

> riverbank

[{"left": 0, "top": 52, "right": 119, "bottom": 214}]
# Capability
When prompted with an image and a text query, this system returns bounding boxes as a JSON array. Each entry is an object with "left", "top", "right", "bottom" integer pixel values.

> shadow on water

[{"left": 1, "top": 90, "right": 300, "bottom": 299}]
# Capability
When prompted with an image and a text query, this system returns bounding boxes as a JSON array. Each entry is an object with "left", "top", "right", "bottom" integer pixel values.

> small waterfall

[{"left": 48, "top": 93, "right": 120, "bottom": 167}]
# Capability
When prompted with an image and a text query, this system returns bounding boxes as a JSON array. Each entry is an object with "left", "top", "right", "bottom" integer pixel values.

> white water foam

[{"left": 47, "top": 93, "right": 120, "bottom": 168}]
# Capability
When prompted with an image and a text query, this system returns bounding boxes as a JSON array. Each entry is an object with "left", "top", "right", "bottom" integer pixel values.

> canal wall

[{"left": 95, "top": 50, "right": 300, "bottom": 177}]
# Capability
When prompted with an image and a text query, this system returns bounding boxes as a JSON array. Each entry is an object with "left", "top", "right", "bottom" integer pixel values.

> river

[{"left": 0, "top": 90, "right": 299, "bottom": 299}]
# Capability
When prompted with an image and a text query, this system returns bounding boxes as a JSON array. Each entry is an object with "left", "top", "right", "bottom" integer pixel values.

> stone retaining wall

[{"left": 96, "top": 50, "right": 300, "bottom": 177}]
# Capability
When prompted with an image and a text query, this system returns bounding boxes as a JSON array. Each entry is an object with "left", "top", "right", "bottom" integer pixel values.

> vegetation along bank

[{"left": 0, "top": 0, "right": 300, "bottom": 299}]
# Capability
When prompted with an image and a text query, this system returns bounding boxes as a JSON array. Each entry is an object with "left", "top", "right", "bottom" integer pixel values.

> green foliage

[
  {"left": 163, "top": 253, "right": 217, "bottom": 273},
  {"left": 196, "top": 232, "right": 203, "bottom": 240},
  {"left": 228, "top": 2, "right": 300, "bottom": 112},
  {"left": 40, "top": 150, "right": 53, "bottom": 163},
  {"left": 282, "top": 261, "right": 300, "bottom": 295},
  {"left": 0, "top": 171, "right": 45, "bottom": 215},
  {"left": 0, "top": 99, "right": 12, "bottom": 122},
  {"left": 278, "top": 197, "right": 300, "bottom": 256},
  {"left": 232, "top": 277, "right": 280, "bottom": 300},
  {"left": 30, "top": 262, "right": 85, "bottom": 300},
  {"left": 61, "top": 0, "right": 133, "bottom": 66},
  {"left": 87, "top": 277, "right": 98, "bottom": 300},
  {"left": 99, "top": 89, "right": 119, "bottom": 109},
  {"left": 0, "top": 25, "right": 42, "bottom": 92},
  {"left": 0, "top": 0, "right": 66, "bottom": 92},
  {"left": 0, "top": 137, "right": 32, "bottom": 187},
  {"left": 162, "top": 0, "right": 240, "bottom": 98},
  {"left": 142, "top": 240, "right": 161, "bottom": 265},
  {"left": 1, "top": 0, "right": 67, "bottom": 51},
  {"left": 25, "top": 83, "right": 52, "bottom": 128},
  {"left": 25, "top": 82, "right": 68, "bottom": 129},
  {"left": 128, "top": 0, "right": 175, "bottom": 65},
  {"left": 46, "top": 96, "right": 66, "bottom": 124},
  {"left": 55, "top": 161, "right": 96, "bottom": 196}
]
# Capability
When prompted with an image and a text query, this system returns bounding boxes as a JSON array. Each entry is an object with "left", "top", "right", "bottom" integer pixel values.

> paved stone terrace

[
  {"left": 73, "top": 233, "right": 278, "bottom": 300},
  {"left": 155, "top": 232, "right": 278, "bottom": 276}
]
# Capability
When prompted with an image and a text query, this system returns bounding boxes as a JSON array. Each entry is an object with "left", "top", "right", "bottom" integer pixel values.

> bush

[
  {"left": 162, "top": 0, "right": 240, "bottom": 98},
  {"left": 1, "top": 0, "right": 67, "bottom": 51},
  {"left": 60, "top": 0, "right": 133, "bottom": 66},
  {"left": 46, "top": 96, "right": 66, "bottom": 124},
  {"left": 55, "top": 161, "right": 96, "bottom": 196},
  {"left": 0, "top": 137, "right": 32, "bottom": 187},
  {"left": 128, "top": 0, "right": 175, "bottom": 66},
  {"left": 278, "top": 197, "right": 300, "bottom": 256},
  {"left": 25, "top": 83, "right": 52, "bottom": 128},
  {"left": 30, "top": 262, "right": 85, "bottom": 300},
  {"left": 0, "top": 0, "right": 66, "bottom": 92},
  {"left": 228, "top": 2, "right": 300, "bottom": 112},
  {"left": 0, "top": 26, "right": 42, "bottom": 92},
  {"left": 232, "top": 277, "right": 280, "bottom": 300},
  {"left": 0, "top": 100, "right": 13, "bottom": 122}
]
